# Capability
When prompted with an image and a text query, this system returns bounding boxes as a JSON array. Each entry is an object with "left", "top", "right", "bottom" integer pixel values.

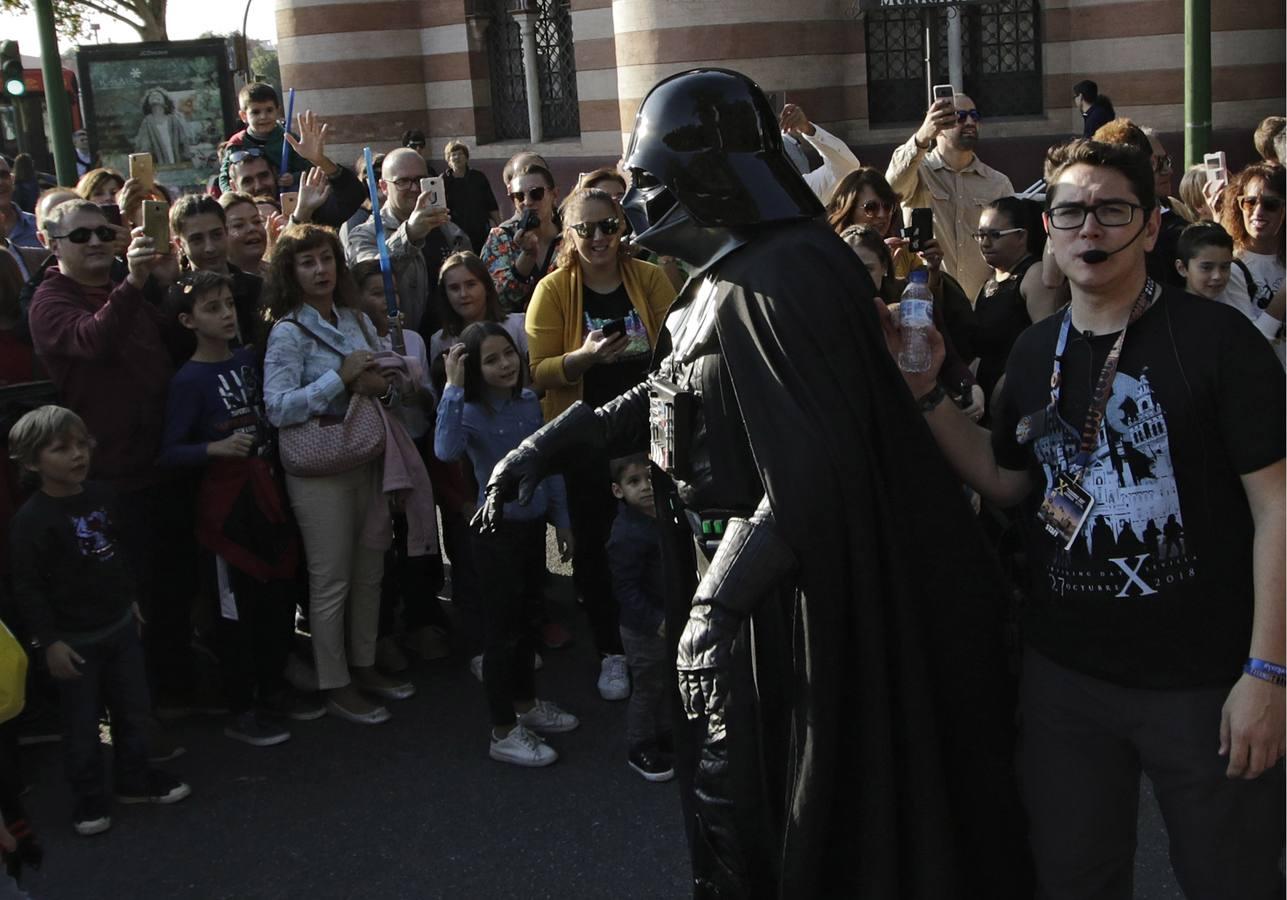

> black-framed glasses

[
  {"left": 861, "top": 200, "right": 893, "bottom": 216},
  {"left": 405, "top": 142, "right": 425, "bottom": 151},
  {"left": 972, "top": 227, "right": 1025, "bottom": 242},
  {"left": 1152, "top": 154, "right": 1173, "bottom": 174},
  {"left": 226, "top": 147, "right": 265, "bottom": 164},
  {"left": 388, "top": 176, "right": 421, "bottom": 191},
  {"left": 955, "top": 109, "right": 981, "bottom": 123},
  {"left": 570, "top": 218, "right": 622, "bottom": 239},
  {"left": 49, "top": 225, "right": 117, "bottom": 244},
  {"left": 1047, "top": 202, "right": 1141, "bottom": 230},
  {"left": 1239, "top": 194, "right": 1284, "bottom": 214},
  {"left": 509, "top": 186, "right": 547, "bottom": 204}
]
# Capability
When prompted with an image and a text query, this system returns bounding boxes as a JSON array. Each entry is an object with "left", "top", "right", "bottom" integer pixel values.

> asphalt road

[{"left": 13, "top": 569, "right": 1181, "bottom": 899}]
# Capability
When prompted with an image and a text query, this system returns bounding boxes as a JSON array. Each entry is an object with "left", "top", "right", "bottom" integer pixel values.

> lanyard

[{"left": 1048, "top": 278, "right": 1156, "bottom": 479}]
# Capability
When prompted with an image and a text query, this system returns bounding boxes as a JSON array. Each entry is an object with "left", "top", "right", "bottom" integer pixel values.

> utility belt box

[{"left": 648, "top": 377, "right": 693, "bottom": 482}]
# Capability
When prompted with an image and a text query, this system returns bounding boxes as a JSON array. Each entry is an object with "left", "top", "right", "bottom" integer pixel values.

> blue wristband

[{"left": 1243, "top": 658, "right": 1286, "bottom": 686}]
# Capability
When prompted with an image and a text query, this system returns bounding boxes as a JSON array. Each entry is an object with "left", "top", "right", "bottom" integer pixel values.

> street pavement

[{"left": 13, "top": 570, "right": 1181, "bottom": 899}]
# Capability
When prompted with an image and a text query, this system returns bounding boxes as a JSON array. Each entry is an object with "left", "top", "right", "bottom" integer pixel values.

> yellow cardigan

[{"left": 526, "top": 256, "right": 677, "bottom": 421}]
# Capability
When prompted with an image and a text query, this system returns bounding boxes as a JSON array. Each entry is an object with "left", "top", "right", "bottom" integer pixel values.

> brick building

[{"left": 276, "top": 0, "right": 1285, "bottom": 186}]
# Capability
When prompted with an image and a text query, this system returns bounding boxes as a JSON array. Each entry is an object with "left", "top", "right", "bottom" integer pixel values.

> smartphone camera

[{"left": 519, "top": 209, "right": 541, "bottom": 232}]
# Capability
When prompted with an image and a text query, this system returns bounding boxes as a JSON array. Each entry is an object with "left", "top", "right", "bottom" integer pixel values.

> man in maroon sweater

[{"left": 29, "top": 200, "right": 202, "bottom": 712}]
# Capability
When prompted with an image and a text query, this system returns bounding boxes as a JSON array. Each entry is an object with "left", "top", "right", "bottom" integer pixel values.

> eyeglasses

[
  {"left": 49, "top": 225, "right": 117, "bottom": 244},
  {"left": 972, "top": 227, "right": 1025, "bottom": 242},
  {"left": 1239, "top": 194, "right": 1284, "bottom": 214},
  {"left": 1152, "top": 154, "right": 1173, "bottom": 174},
  {"left": 955, "top": 109, "right": 981, "bottom": 123},
  {"left": 570, "top": 218, "right": 622, "bottom": 239},
  {"left": 226, "top": 147, "right": 265, "bottom": 164},
  {"left": 509, "top": 186, "right": 547, "bottom": 204},
  {"left": 861, "top": 200, "right": 893, "bottom": 216},
  {"left": 1047, "top": 202, "right": 1141, "bottom": 230},
  {"left": 406, "top": 143, "right": 425, "bottom": 151},
  {"left": 388, "top": 176, "right": 421, "bottom": 191}
]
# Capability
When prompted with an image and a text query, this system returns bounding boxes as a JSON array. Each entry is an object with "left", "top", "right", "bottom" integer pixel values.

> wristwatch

[{"left": 916, "top": 384, "right": 947, "bottom": 413}]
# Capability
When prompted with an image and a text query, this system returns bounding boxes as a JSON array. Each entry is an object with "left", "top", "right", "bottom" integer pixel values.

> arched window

[
  {"left": 864, "top": 0, "right": 1041, "bottom": 126},
  {"left": 485, "top": 0, "right": 581, "bottom": 141}
]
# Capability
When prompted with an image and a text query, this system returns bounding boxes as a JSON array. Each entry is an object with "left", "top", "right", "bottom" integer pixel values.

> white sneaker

[
  {"left": 489, "top": 723, "right": 557, "bottom": 767},
  {"left": 470, "top": 652, "right": 545, "bottom": 682},
  {"left": 597, "top": 654, "right": 630, "bottom": 701},
  {"left": 517, "top": 699, "right": 580, "bottom": 734}
]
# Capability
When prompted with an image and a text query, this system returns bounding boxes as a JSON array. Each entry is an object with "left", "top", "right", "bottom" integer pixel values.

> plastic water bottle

[{"left": 898, "top": 269, "right": 933, "bottom": 374}]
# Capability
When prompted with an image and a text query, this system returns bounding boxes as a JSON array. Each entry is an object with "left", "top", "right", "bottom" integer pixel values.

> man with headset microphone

[{"left": 882, "top": 137, "right": 1285, "bottom": 900}]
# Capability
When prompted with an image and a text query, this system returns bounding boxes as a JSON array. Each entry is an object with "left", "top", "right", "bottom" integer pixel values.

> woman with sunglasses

[
  {"left": 481, "top": 163, "right": 562, "bottom": 313},
  {"left": 1219, "top": 163, "right": 1286, "bottom": 349},
  {"left": 971, "top": 196, "right": 1060, "bottom": 417},
  {"left": 526, "top": 187, "right": 676, "bottom": 699}
]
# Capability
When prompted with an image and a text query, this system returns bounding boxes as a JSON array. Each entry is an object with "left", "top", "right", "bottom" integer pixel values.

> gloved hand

[
  {"left": 676, "top": 602, "right": 743, "bottom": 720},
  {"left": 471, "top": 443, "right": 546, "bottom": 533}
]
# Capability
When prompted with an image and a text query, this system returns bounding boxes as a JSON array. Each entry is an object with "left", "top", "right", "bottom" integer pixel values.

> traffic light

[{"left": 1, "top": 41, "right": 23, "bottom": 97}]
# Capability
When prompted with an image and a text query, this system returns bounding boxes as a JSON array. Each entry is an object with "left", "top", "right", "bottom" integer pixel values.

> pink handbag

[{"left": 275, "top": 317, "right": 386, "bottom": 477}]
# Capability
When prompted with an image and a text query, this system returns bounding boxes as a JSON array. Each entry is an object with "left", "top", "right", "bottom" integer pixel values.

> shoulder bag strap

[{"left": 276, "top": 316, "right": 348, "bottom": 360}]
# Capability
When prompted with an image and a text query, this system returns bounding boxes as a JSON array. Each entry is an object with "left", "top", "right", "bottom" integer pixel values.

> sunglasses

[
  {"left": 50, "top": 225, "right": 117, "bottom": 244},
  {"left": 861, "top": 200, "right": 893, "bottom": 216},
  {"left": 226, "top": 147, "right": 265, "bottom": 164},
  {"left": 972, "top": 227, "right": 1025, "bottom": 242},
  {"left": 509, "top": 186, "right": 547, "bottom": 204},
  {"left": 1240, "top": 194, "right": 1284, "bottom": 214},
  {"left": 570, "top": 218, "right": 622, "bottom": 239},
  {"left": 956, "top": 109, "right": 981, "bottom": 123}
]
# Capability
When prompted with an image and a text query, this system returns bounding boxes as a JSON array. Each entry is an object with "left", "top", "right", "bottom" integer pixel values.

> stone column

[{"left": 512, "top": 5, "right": 544, "bottom": 143}]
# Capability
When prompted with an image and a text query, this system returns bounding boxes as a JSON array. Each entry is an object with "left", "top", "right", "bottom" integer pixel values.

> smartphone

[
  {"left": 420, "top": 175, "right": 446, "bottom": 209},
  {"left": 518, "top": 208, "right": 541, "bottom": 232},
  {"left": 129, "top": 152, "right": 154, "bottom": 190},
  {"left": 280, "top": 191, "right": 300, "bottom": 218},
  {"left": 905, "top": 207, "right": 934, "bottom": 253},
  {"left": 603, "top": 318, "right": 627, "bottom": 339},
  {"left": 141, "top": 199, "right": 169, "bottom": 248},
  {"left": 98, "top": 203, "right": 122, "bottom": 227},
  {"left": 1203, "top": 151, "right": 1227, "bottom": 186},
  {"left": 932, "top": 83, "right": 956, "bottom": 108}
]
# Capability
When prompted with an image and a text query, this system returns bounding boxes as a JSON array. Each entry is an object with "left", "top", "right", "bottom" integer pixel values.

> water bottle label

[{"left": 901, "top": 298, "right": 932, "bottom": 327}]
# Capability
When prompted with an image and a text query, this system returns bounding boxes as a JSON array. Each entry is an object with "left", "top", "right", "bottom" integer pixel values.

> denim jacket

[{"left": 263, "top": 304, "right": 379, "bottom": 427}]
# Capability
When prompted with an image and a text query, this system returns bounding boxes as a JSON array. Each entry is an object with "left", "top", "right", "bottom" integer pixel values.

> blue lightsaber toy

[
  {"left": 363, "top": 146, "right": 404, "bottom": 354},
  {"left": 279, "top": 87, "right": 295, "bottom": 189}
]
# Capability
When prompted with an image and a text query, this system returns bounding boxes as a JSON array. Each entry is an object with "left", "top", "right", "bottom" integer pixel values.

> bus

[{"left": 0, "top": 54, "right": 84, "bottom": 173}]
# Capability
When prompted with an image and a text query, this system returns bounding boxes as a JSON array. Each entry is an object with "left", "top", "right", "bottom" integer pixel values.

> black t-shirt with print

[
  {"left": 992, "top": 287, "right": 1285, "bottom": 688},
  {"left": 581, "top": 283, "right": 651, "bottom": 410}
]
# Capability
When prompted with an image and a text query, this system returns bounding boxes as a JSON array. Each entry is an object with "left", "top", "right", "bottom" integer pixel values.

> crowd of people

[{"left": 0, "top": 70, "right": 1283, "bottom": 897}]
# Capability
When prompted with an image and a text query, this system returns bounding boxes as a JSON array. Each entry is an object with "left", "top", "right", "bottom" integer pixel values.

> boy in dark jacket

[
  {"left": 606, "top": 453, "right": 672, "bottom": 782},
  {"left": 9, "top": 406, "right": 190, "bottom": 837}
]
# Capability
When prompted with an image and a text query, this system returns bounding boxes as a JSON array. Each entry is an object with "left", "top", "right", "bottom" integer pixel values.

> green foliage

[
  {"left": 249, "top": 42, "right": 279, "bottom": 90},
  {"left": 0, "top": 0, "right": 168, "bottom": 42}
]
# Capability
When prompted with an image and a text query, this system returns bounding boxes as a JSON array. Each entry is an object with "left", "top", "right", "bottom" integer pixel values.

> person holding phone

[
  {"left": 885, "top": 92, "right": 1013, "bottom": 300},
  {"left": 481, "top": 163, "right": 563, "bottom": 313},
  {"left": 525, "top": 186, "right": 676, "bottom": 701},
  {"left": 344, "top": 147, "right": 469, "bottom": 338}
]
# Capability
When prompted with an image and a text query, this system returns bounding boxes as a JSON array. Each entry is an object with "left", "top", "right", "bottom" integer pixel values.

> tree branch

[{"left": 75, "top": 0, "right": 145, "bottom": 29}]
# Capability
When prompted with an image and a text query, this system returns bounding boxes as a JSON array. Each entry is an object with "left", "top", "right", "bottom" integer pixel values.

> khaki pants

[{"left": 286, "top": 463, "right": 385, "bottom": 690}]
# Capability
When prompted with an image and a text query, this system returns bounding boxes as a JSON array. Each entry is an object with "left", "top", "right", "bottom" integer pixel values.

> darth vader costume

[{"left": 478, "top": 69, "right": 1029, "bottom": 898}]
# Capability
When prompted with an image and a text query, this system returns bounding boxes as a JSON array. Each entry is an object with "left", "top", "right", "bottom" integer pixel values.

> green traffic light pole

[
  {"left": 1184, "top": 0, "right": 1210, "bottom": 168},
  {"left": 33, "top": 0, "right": 77, "bottom": 186}
]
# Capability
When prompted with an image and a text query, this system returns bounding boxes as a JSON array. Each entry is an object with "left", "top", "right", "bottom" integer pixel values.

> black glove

[
  {"left": 470, "top": 402, "right": 605, "bottom": 533},
  {"left": 675, "top": 498, "right": 795, "bottom": 720}
]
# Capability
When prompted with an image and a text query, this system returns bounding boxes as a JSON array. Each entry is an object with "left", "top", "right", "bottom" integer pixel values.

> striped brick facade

[{"left": 275, "top": 0, "right": 1284, "bottom": 167}]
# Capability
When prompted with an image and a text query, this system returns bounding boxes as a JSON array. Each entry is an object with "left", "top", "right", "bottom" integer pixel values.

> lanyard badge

[{"left": 1037, "top": 278, "right": 1156, "bottom": 547}]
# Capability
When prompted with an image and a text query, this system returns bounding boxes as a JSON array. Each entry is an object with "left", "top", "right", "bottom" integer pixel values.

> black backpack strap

[{"left": 1233, "top": 259, "right": 1268, "bottom": 309}]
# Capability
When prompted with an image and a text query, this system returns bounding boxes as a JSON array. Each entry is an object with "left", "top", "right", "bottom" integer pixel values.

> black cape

[{"left": 663, "top": 220, "right": 1029, "bottom": 898}]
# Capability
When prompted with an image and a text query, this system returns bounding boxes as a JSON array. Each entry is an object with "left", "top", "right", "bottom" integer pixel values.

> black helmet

[{"left": 621, "top": 68, "right": 821, "bottom": 266}]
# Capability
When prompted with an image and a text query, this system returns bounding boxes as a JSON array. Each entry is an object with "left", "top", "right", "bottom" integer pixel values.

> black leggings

[{"left": 471, "top": 519, "right": 545, "bottom": 727}]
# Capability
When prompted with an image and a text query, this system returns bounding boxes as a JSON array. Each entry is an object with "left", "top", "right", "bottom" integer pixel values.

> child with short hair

[
  {"left": 217, "top": 82, "right": 307, "bottom": 194},
  {"left": 158, "top": 270, "right": 315, "bottom": 745},
  {"left": 352, "top": 259, "right": 451, "bottom": 666},
  {"left": 606, "top": 454, "right": 672, "bottom": 782},
  {"left": 1176, "top": 221, "right": 1284, "bottom": 364},
  {"left": 8, "top": 406, "right": 190, "bottom": 836}
]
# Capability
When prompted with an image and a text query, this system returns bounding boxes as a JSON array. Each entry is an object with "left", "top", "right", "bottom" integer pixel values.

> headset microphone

[{"left": 1080, "top": 219, "right": 1149, "bottom": 264}]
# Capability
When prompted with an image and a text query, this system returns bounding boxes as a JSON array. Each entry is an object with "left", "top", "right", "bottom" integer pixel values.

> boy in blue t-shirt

[
  {"left": 9, "top": 406, "right": 190, "bottom": 837},
  {"left": 159, "top": 270, "right": 317, "bottom": 747},
  {"left": 217, "top": 82, "right": 307, "bottom": 193}
]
